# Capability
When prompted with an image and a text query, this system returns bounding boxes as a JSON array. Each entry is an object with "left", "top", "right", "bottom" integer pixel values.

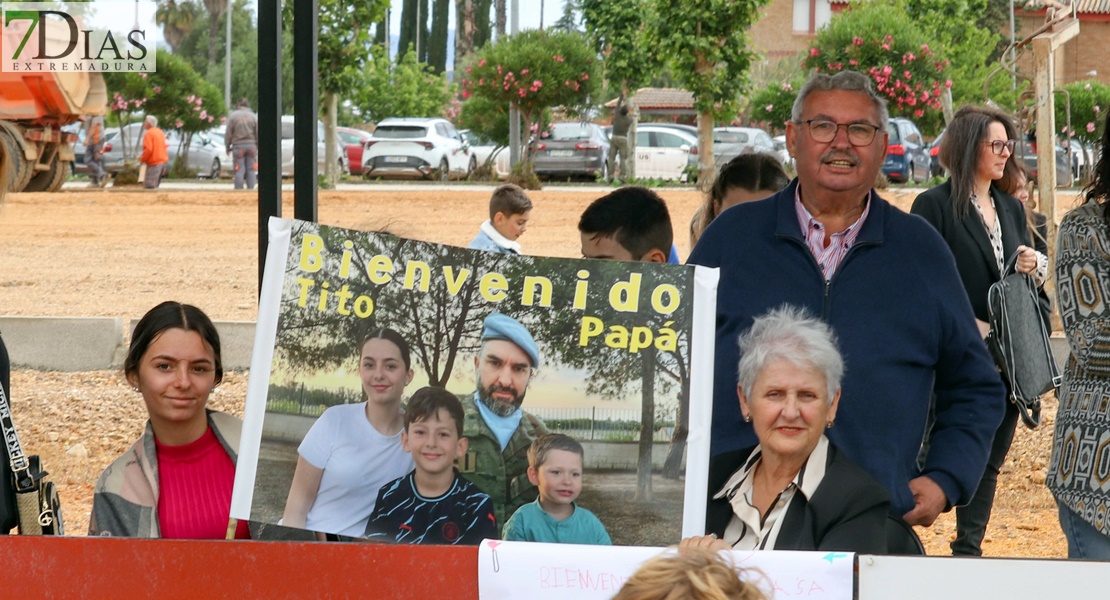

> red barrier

[{"left": 0, "top": 537, "right": 480, "bottom": 598}]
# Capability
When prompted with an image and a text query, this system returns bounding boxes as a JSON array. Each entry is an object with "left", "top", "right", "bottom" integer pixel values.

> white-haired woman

[{"left": 691, "top": 306, "right": 890, "bottom": 553}]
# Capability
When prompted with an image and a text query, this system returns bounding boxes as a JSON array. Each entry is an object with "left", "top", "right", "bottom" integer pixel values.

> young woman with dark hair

[
  {"left": 282, "top": 328, "right": 416, "bottom": 538},
  {"left": 89, "top": 301, "right": 249, "bottom": 538},
  {"left": 910, "top": 105, "right": 1047, "bottom": 556}
]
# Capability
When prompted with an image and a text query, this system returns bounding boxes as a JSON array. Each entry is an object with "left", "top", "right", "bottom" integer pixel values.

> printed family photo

[{"left": 231, "top": 218, "right": 718, "bottom": 546}]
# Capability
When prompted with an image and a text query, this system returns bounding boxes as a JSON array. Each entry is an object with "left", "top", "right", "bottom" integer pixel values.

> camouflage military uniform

[{"left": 457, "top": 393, "right": 548, "bottom": 530}]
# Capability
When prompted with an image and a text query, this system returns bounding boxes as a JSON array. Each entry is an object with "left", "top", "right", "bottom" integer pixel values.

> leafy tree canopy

[
  {"left": 355, "top": 45, "right": 454, "bottom": 123},
  {"left": 581, "top": 0, "right": 661, "bottom": 96},
  {"left": 1056, "top": 81, "right": 1110, "bottom": 145}
]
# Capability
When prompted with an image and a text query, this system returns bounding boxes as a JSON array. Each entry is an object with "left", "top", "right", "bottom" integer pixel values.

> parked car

[
  {"left": 1016, "top": 139, "right": 1071, "bottom": 186},
  {"left": 532, "top": 122, "right": 610, "bottom": 180},
  {"left": 927, "top": 128, "right": 946, "bottom": 178},
  {"left": 712, "top": 127, "right": 776, "bottom": 169},
  {"left": 100, "top": 122, "right": 148, "bottom": 174},
  {"left": 337, "top": 126, "right": 373, "bottom": 176},
  {"left": 634, "top": 124, "right": 699, "bottom": 181},
  {"left": 165, "top": 129, "right": 225, "bottom": 179},
  {"left": 777, "top": 135, "right": 794, "bottom": 170},
  {"left": 280, "top": 116, "right": 349, "bottom": 177},
  {"left": 362, "top": 117, "right": 473, "bottom": 180},
  {"left": 461, "top": 129, "right": 510, "bottom": 179},
  {"left": 882, "top": 117, "right": 931, "bottom": 183}
]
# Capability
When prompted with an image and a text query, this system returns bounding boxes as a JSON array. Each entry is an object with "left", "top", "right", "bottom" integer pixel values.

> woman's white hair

[{"left": 736, "top": 305, "right": 844, "bottom": 402}]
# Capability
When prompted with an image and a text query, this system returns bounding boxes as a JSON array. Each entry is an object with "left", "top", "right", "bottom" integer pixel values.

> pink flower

[
  {"left": 1096, "top": 106, "right": 1102, "bottom": 114},
  {"left": 765, "top": 104, "right": 773, "bottom": 112},
  {"left": 921, "top": 91, "right": 930, "bottom": 101},
  {"left": 809, "top": 48, "right": 819, "bottom": 57},
  {"left": 462, "top": 89, "right": 472, "bottom": 99},
  {"left": 781, "top": 83, "right": 793, "bottom": 91},
  {"left": 152, "top": 86, "right": 161, "bottom": 94},
  {"left": 914, "top": 109, "right": 924, "bottom": 117},
  {"left": 479, "top": 59, "right": 487, "bottom": 67},
  {"left": 187, "top": 95, "right": 195, "bottom": 102},
  {"left": 140, "top": 73, "right": 147, "bottom": 79},
  {"left": 521, "top": 69, "right": 529, "bottom": 75},
  {"left": 902, "top": 52, "right": 915, "bottom": 64},
  {"left": 1088, "top": 122, "right": 1097, "bottom": 133},
  {"left": 921, "top": 44, "right": 930, "bottom": 53},
  {"left": 479, "top": 78, "right": 484, "bottom": 86},
  {"left": 553, "top": 55, "right": 564, "bottom": 62},
  {"left": 1062, "top": 126, "right": 1069, "bottom": 133},
  {"left": 465, "top": 67, "right": 472, "bottom": 74},
  {"left": 904, "top": 70, "right": 912, "bottom": 80},
  {"left": 882, "top": 65, "right": 892, "bottom": 76},
  {"left": 175, "top": 119, "right": 184, "bottom": 128},
  {"left": 881, "top": 43, "right": 890, "bottom": 51},
  {"left": 1085, "top": 83, "right": 1092, "bottom": 90},
  {"left": 853, "top": 37, "right": 864, "bottom": 46},
  {"left": 849, "top": 59, "right": 858, "bottom": 66},
  {"left": 200, "top": 110, "right": 208, "bottom": 119},
  {"left": 580, "top": 73, "right": 589, "bottom": 80},
  {"left": 208, "top": 116, "right": 214, "bottom": 122},
  {"left": 945, "top": 80, "right": 953, "bottom": 88},
  {"left": 518, "top": 89, "right": 526, "bottom": 97}
]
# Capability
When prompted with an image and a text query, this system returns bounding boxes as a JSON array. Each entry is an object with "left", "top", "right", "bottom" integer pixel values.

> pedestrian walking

[
  {"left": 225, "top": 98, "right": 258, "bottom": 190},
  {"left": 84, "top": 115, "right": 107, "bottom": 187}
]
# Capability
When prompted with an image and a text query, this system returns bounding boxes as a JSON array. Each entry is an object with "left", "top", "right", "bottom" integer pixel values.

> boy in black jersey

[{"left": 364, "top": 387, "right": 497, "bottom": 544}]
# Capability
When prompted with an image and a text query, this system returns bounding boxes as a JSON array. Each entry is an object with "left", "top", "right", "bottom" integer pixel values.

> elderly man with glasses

[{"left": 689, "top": 71, "right": 1005, "bottom": 532}]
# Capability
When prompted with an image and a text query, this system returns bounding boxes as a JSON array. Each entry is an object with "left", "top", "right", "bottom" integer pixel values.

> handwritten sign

[{"left": 478, "top": 540, "right": 854, "bottom": 600}]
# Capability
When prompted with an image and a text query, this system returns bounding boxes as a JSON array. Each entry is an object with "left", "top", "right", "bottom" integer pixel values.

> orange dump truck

[{"left": 0, "top": 17, "right": 107, "bottom": 192}]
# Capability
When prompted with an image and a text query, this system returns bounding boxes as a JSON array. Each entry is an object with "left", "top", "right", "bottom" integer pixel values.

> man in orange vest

[{"left": 139, "top": 115, "right": 168, "bottom": 189}]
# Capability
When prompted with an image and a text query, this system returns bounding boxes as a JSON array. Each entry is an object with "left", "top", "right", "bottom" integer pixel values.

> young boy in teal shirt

[{"left": 502, "top": 433, "right": 611, "bottom": 545}]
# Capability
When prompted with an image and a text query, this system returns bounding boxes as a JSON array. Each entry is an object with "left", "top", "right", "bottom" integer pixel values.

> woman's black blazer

[
  {"left": 705, "top": 443, "right": 890, "bottom": 554},
  {"left": 910, "top": 180, "right": 1033, "bottom": 323}
]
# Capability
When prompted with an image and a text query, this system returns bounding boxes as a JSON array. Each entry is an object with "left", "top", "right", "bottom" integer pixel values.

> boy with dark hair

[
  {"left": 364, "top": 387, "right": 497, "bottom": 544},
  {"left": 502, "top": 433, "right": 611, "bottom": 545},
  {"left": 578, "top": 186, "right": 674, "bottom": 262},
  {"left": 469, "top": 183, "right": 533, "bottom": 254}
]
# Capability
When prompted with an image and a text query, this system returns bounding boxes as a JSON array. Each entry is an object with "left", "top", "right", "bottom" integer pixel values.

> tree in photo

[
  {"left": 156, "top": 0, "right": 202, "bottom": 53},
  {"left": 143, "top": 52, "right": 226, "bottom": 172},
  {"left": 746, "top": 77, "right": 805, "bottom": 136},
  {"left": 458, "top": 94, "right": 510, "bottom": 177},
  {"left": 646, "top": 0, "right": 770, "bottom": 188},
  {"left": 460, "top": 29, "right": 599, "bottom": 179},
  {"left": 1055, "top": 80, "right": 1110, "bottom": 182}
]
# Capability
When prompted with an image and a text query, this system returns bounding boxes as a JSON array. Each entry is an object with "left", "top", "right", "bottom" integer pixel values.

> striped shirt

[
  {"left": 794, "top": 188, "right": 872, "bottom": 280},
  {"left": 713, "top": 436, "right": 831, "bottom": 551}
]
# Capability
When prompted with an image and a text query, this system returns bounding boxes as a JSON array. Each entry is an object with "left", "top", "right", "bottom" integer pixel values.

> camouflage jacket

[
  {"left": 88, "top": 411, "right": 241, "bottom": 538},
  {"left": 457, "top": 393, "right": 547, "bottom": 530}
]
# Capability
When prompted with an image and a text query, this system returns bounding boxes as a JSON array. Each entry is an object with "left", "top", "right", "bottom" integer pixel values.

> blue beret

[{"left": 481, "top": 313, "right": 541, "bottom": 368}]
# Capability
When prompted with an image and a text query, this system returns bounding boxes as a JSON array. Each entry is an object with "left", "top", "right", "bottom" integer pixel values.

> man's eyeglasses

[
  {"left": 983, "top": 139, "right": 1016, "bottom": 155},
  {"left": 799, "top": 119, "right": 881, "bottom": 146}
]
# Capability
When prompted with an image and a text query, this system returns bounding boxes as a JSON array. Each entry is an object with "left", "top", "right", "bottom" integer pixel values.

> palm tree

[
  {"left": 155, "top": 0, "right": 201, "bottom": 53},
  {"left": 201, "top": 0, "right": 227, "bottom": 65}
]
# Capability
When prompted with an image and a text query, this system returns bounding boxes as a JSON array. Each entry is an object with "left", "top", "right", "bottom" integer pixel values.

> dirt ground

[{"left": 0, "top": 183, "right": 1085, "bottom": 555}]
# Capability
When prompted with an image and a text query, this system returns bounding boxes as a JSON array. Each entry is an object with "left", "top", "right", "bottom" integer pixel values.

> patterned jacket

[
  {"left": 1048, "top": 202, "right": 1110, "bottom": 535},
  {"left": 88, "top": 411, "right": 242, "bottom": 537},
  {"left": 457, "top": 394, "right": 547, "bottom": 530}
]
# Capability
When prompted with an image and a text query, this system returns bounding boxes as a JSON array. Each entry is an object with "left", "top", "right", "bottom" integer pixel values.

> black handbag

[
  {"left": 986, "top": 252, "right": 1062, "bottom": 429},
  {"left": 0, "top": 381, "right": 63, "bottom": 535}
]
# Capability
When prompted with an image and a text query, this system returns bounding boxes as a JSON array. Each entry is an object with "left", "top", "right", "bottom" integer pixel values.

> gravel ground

[{"left": 0, "top": 183, "right": 1082, "bottom": 556}]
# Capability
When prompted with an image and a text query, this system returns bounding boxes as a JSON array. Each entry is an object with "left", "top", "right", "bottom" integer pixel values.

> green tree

[
  {"left": 356, "top": 46, "right": 454, "bottom": 123},
  {"left": 803, "top": 2, "right": 951, "bottom": 133},
  {"left": 284, "top": 0, "right": 387, "bottom": 184},
  {"left": 461, "top": 29, "right": 599, "bottom": 176},
  {"left": 1055, "top": 80, "right": 1110, "bottom": 179},
  {"left": 582, "top": 0, "right": 663, "bottom": 179},
  {"left": 156, "top": 0, "right": 201, "bottom": 53},
  {"left": 200, "top": 0, "right": 227, "bottom": 66},
  {"left": 399, "top": 0, "right": 430, "bottom": 62},
  {"left": 646, "top": 0, "right": 770, "bottom": 188},
  {"left": 175, "top": 0, "right": 259, "bottom": 109},
  {"left": 745, "top": 75, "right": 806, "bottom": 136},
  {"left": 428, "top": 0, "right": 450, "bottom": 74}
]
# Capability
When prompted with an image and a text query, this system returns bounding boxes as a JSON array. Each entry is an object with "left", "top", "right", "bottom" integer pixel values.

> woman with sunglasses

[{"left": 910, "top": 105, "right": 1047, "bottom": 556}]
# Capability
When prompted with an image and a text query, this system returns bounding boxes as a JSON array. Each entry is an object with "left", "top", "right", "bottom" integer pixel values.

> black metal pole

[
  {"left": 293, "top": 0, "right": 319, "bottom": 223},
  {"left": 257, "top": 0, "right": 282, "bottom": 293}
]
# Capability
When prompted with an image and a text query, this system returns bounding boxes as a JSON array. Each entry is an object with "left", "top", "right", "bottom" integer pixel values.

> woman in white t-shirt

[{"left": 281, "top": 328, "right": 416, "bottom": 537}]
